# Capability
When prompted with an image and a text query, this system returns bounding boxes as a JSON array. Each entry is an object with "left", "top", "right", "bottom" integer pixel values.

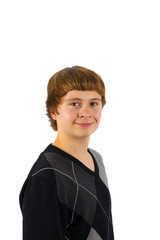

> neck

[{"left": 52, "top": 133, "right": 90, "bottom": 157}]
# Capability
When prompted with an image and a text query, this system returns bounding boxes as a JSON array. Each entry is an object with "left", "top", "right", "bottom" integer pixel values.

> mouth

[{"left": 74, "top": 122, "right": 93, "bottom": 127}]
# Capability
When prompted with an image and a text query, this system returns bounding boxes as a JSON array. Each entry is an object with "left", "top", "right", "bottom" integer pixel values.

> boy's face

[{"left": 51, "top": 90, "right": 103, "bottom": 140}]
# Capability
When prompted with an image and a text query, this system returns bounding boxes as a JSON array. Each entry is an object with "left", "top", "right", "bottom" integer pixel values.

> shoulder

[
  {"left": 88, "top": 148, "right": 106, "bottom": 169},
  {"left": 89, "top": 148, "right": 109, "bottom": 188},
  {"left": 26, "top": 144, "right": 61, "bottom": 178},
  {"left": 19, "top": 144, "right": 58, "bottom": 208},
  {"left": 27, "top": 151, "right": 52, "bottom": 178},
  {"left": 20, "top": 144, "right": 57, "bottom": 193}
]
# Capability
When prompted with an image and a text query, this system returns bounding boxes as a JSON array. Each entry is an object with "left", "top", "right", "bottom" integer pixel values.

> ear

[{"left": 50, "top": 111, "right": 57, "bottom": 120}]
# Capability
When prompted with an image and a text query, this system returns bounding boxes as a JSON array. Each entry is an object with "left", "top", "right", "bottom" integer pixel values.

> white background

[{"left": 0, "top": 0, "right": 160, "bottom": 239}]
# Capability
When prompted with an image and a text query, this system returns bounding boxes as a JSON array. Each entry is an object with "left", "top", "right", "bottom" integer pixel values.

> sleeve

[{"left": 21, "top": 176, "right": 67, "bottom": 240}]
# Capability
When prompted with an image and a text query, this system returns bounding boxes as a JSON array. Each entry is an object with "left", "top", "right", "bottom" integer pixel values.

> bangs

[{"left": 48, "top": 66, "right": 105, "bottom": 98}]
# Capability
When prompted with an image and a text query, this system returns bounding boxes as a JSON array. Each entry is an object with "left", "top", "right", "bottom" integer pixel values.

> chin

[{"left": 77, "top": 129, "right": 97, "bottom": 138}]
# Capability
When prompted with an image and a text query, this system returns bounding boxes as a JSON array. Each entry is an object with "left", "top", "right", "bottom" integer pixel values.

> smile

[{"left": 74, "top": 122, "right": 93, "bottom": 127}]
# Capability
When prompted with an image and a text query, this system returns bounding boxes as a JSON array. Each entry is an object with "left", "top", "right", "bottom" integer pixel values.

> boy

[{"left": 19, "top": 66, "right": 114, "bottom": 240}]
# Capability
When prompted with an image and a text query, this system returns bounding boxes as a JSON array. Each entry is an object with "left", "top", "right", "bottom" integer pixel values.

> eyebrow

[{"left": 65, "top": 98, "right": 102, "bottom": 102}]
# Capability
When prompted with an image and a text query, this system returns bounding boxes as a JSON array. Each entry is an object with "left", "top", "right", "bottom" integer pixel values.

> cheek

[
  {"left": 93, "top": 109, "right": 102, "bottom": 120},
  {"left": 63, "top": 109, "right": 77, "bottom": 120}
]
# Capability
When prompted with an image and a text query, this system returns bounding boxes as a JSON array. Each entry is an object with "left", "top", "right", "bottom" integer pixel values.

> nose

[{"left": 78, "top": 106, "right": 92, "bottom": 118}]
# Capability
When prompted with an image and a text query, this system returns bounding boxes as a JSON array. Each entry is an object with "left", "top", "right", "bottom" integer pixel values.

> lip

[{"left": 74, "top": 122, "right": 93, "bottom": 127}]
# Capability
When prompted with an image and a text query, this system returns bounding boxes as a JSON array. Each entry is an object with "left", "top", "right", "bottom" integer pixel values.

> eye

[
  {"left": 71, "top": 102, "right": 80, "bottom": 106},
  {"left": 90, "top": 102, "right": 98, "bottom": 106}
]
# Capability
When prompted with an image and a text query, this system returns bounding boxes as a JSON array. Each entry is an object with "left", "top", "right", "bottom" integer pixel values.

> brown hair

[{"left": 46, "top": 66, "right": 106, "bottom": 131}]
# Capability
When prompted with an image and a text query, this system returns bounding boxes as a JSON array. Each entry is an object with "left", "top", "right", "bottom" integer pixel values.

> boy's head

[{"left": 46, "top": 66, "right": 106, "bottom": 131}]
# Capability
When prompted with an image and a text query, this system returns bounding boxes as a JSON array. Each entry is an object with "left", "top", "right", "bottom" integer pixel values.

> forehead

[{"left": 62, "top": 90, "right": 102, "bottom": 101}]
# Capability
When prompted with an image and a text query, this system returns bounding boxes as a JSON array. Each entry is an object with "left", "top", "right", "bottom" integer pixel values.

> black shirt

[{"left": 19, "top": 144, "right": 114, "bottom": 240}]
